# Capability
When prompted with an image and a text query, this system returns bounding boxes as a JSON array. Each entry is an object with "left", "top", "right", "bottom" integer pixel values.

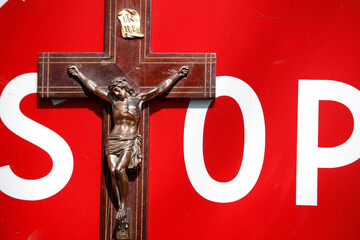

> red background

[{"left": 1, "top": 0, "right": 360, "bottom": 239}]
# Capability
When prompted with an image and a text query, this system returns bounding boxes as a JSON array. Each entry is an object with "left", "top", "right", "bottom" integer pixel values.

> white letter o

[{"left": 184, "top": 76, "right": 265, "bottom": 203}]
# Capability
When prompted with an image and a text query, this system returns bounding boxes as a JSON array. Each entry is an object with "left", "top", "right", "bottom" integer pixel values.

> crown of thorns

[{"left": 108, "top": 77, "right": 136, "bottom": 95}]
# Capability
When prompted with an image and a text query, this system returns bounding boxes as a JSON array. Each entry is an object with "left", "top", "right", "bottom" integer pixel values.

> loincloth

[{"left": 105, "top": 134, "right": 142, "bottom": 169}]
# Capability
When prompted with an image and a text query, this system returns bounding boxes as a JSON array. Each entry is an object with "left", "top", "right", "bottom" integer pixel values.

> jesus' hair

[{"left": 108, "top": 77, "right": 138, "bottom": 97}]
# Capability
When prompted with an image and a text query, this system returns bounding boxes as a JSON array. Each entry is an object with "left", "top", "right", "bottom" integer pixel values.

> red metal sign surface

[{"left": 1, "top": 0, "right": 360, "bottom": 239}]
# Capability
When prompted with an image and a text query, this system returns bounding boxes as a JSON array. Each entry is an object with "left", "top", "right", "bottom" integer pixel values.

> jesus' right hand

[{"left": 68, "top": 66, "right": 80, "bottom": 78}]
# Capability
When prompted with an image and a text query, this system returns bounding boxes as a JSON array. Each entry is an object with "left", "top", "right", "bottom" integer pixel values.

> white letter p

[{"left": 297, "top": 80, "right": 360, "bottom": 206}]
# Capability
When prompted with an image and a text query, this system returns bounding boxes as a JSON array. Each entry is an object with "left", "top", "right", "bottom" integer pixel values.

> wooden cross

[{"left": 37, "top": 0, "right": 216, "bottom": 239}]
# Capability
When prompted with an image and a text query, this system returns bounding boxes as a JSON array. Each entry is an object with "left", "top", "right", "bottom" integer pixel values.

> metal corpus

[
  {"left": 68, "top": 65, "right": 189, "bottom": 237},
  {"left": 118, "top": 8, "right": 144, "bottom": 39}
]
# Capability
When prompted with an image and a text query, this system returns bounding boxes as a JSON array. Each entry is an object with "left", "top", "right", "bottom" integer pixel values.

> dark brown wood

[{"left": 37, "top": 0, "right": 216, "bottom": 239}]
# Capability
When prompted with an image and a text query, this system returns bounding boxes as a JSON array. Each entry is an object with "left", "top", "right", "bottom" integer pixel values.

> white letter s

[{"left": 0, "top": 73, "right": 73, "bottom": 200}]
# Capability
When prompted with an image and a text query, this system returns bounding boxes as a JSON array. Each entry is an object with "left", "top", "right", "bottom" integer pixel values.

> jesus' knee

[
  {"left": 116, "top": 166, "right": 126, "bottom": 178},
  {"left": 107, "top": 164, "right": 116, "bottom": 176}
]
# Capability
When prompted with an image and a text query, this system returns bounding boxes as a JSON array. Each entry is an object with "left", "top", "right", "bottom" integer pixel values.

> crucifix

[{"left": 37, "top": 0, "right": 216, "bottom": 239}]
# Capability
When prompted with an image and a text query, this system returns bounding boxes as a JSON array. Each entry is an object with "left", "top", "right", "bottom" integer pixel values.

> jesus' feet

[{"left": 116, "top": 203, "right": 127, "bottom": 221}]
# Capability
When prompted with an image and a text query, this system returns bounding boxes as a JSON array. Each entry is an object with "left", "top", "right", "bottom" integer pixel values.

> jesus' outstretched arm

[
  {"left": 140, "top": 66, "right": 189, "bottom": 102},
  {"left": 68, "top": 65, "right": 110, "bottom": 102}
]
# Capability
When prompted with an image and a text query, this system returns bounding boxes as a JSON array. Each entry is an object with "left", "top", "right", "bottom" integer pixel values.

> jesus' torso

[{"left": 110, "top": 96, "right": 143, "bottom": 136}]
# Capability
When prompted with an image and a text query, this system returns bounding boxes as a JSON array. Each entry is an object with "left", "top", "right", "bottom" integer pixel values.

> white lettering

[
  {"left": 184, "top": 76, "right": 265, "bottom": 203},
  {"left": 0, "top": 0, "right": 8, "bottom": 8},
  {"left": 297, "top": 80, "right": 360, "bottom": 205},
  {"left": 0, "top": 73, "right": 73, "bottom": 201}
]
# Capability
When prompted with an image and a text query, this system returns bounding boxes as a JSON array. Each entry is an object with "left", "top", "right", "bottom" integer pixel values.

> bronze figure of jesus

[{"left": 68, "top": 66, "right": 189, "bottom": 222}]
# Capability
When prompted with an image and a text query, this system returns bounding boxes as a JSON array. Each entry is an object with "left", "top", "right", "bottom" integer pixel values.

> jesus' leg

[
  {"left": 107, "top": 154, "right": 122, "bottom": 213},
  {"left": 115, "top": 150, "right": 132, "bottom": 221}
]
